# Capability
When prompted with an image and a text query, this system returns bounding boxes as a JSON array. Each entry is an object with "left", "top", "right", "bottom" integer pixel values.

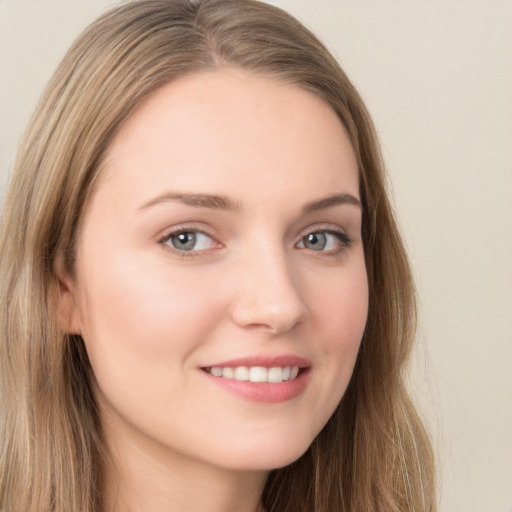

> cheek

[
  {"left": 314, "top": 259, "right": 368, "bottom": 349},
  {"left": 308, "top": 261, "right": 368, "bottom": 396},
  {"left": 76, "top": 255, "right": 226, "bottom": 387}
]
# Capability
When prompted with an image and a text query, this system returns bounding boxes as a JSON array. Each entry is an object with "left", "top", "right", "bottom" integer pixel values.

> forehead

[{"left": 99, "top": 69, "right": 359, "bottom": 204}]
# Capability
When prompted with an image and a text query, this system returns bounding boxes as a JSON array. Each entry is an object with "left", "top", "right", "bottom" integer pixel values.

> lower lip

[{"left": 202, "top": 369, "right": 310, "bottom": 403}]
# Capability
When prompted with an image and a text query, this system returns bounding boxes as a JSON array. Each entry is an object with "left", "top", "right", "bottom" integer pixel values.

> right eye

[{"left": 160, "top": 230, "right": 218, "bottom": 253}]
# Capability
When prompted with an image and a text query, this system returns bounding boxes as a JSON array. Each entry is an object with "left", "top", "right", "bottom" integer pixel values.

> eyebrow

[
  {"left": 139, "top": 191, "right": 361, "bottom": 213},
  {"left": 139, "top": 193, "right": 241, "bottom": 212},
  {"left": 301, "top": 193, "right": 362, "bottom": 214}
]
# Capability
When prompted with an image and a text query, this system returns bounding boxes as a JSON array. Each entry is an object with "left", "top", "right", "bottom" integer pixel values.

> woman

[{"left": 0, "top": 0, "right": 436, "bottom": 511}]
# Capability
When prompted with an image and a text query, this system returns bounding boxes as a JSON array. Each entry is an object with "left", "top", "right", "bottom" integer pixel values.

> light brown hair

[{"left": 0, "top": 1, "right": 436, "bottom": 510}]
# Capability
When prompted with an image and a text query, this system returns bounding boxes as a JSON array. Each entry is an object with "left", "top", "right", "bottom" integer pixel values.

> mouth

[
  {"left": 200, "top": 356, "right": 311, "bottom": 402},
  {"left": 203, "top": 365, "right": 302, "bottom": 383}
]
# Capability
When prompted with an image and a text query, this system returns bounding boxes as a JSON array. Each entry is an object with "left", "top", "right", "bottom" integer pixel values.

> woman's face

[{"left": 63, "top": 70, "right": 368, "bottom": 472}]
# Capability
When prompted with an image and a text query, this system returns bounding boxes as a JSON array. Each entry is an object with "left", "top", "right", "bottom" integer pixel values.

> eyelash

[
  {"left": 296, "top": 228, "right": 354, "bottom": 256},
  {"left": 158, "top": 225, "right": 220, "bottom": 258},
  {"left": 158, "top": 225, "right": 353, "bottom": 258}
]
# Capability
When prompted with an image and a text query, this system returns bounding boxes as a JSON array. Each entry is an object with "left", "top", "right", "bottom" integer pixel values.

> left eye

[
  {"left": 297, "top": 231, "right": 349, "bottom": 252},
  {"left": 163, "top": 231, "right": 215, "bottom": 251}
]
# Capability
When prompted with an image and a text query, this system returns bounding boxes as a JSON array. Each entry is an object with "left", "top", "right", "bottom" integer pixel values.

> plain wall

[{"left": 1, "top": 1, "right": 511, "bottom": 511}]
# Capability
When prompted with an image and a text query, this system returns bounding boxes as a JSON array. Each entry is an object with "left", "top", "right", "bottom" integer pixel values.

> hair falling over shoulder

[{"left": 0, "top": 1, "right": 436, "bottom": 510}]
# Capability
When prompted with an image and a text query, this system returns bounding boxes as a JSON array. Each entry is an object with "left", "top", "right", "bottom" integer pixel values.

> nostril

[
  {"left": 230, "top": 291, "right": 309, "bottom": 334},
  {"left": 228, "top": 255, "right": 310, "bottom": 333}
]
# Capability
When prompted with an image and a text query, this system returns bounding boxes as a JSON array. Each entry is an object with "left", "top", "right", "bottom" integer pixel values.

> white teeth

[
  {"left": 207, "top": 365, "right": 300, "bottom": 383},
  {"left": 249, "top": 367, "right": 267, "bottom": 382},
  {"left": 210, "top": 366, "right": 223, "bottom": 377},
  {"left": 222, "top": 367, "right": 234, "bottom": 379},
  {"left": 233, "top": 366, "right": 249, "bottom": 381},
  {"left": 267, "top": 367, "right": 283, "bottom": 383}
]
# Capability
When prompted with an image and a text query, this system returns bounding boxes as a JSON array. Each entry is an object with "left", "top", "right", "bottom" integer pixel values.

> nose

[{"left": 229, "top": 247, "right": 309, "bottom": 334}]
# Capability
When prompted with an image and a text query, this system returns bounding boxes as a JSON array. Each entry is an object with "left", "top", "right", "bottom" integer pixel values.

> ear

[{"left": 52, "top": 253, "right": 82, "bottom": 335}]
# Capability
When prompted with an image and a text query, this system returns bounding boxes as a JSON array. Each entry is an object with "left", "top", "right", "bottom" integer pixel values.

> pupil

[
  {"left": 306, "top": 232, "right": 326, "bottom": 251},
  {"left": 173, "top": 232, "right": 196, "bottom": 250}
]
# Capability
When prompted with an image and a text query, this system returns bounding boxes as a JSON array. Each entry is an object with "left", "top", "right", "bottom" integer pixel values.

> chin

[{"left": 214, "top": 435, "right": 314, "bottom": 472}]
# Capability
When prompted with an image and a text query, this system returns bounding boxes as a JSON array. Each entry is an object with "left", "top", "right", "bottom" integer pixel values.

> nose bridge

[{"left": 230, "top": 237, "right": 309, "bottom": 333}]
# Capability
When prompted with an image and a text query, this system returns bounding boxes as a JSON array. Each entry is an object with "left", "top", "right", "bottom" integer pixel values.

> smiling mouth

[{"left": 203, "top": 365, "right": 301, "bottom": 383}]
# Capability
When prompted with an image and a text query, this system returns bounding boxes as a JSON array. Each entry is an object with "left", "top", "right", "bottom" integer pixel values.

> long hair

[{"left": 0, "top": 1, "right": 436, "bottom": 510}]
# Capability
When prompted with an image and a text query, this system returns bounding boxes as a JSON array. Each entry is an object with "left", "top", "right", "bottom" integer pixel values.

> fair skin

[{"left": 57, "top": 70, "right": 368, "bottom": 512}]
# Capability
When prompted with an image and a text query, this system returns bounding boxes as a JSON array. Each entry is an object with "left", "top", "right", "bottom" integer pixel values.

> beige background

[{"left": 1, "top": 1, "right": 511, "bottom": 511}]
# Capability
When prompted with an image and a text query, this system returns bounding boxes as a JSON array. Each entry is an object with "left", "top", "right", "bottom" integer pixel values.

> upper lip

[{"left": 202, "top": 355, "right": 311, "bottom": 369}]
